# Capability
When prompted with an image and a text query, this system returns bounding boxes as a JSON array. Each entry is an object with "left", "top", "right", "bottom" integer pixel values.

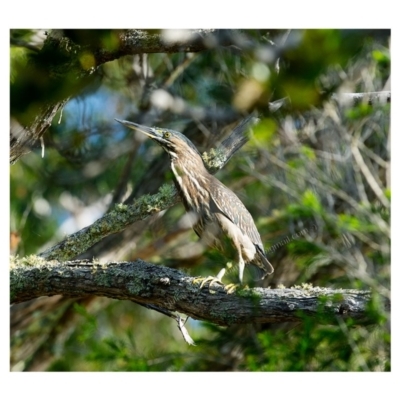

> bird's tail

[{"left": 255, "top": 246, "right": 274, "bottom": 280}]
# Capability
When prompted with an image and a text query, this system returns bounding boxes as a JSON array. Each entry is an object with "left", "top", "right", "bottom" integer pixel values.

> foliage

[{"left": 10, "top": 29, "right": 390, "bottom": 372}]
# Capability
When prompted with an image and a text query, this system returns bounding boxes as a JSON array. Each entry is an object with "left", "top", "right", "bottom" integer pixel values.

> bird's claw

[
  {"left": 224, "top": 283, "right": 240, "bottom": 294},
  {"left": 193, "top": 276, "right": 224, "bottom": 292},
  {"left": 193, "top": 276, "right": 245, "bottom": 294}
]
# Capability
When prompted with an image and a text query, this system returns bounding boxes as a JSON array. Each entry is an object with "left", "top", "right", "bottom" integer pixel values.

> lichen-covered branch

[
  {"left": 11, "top": 258, "right": 379, "bottom": 326},
  {"left": 39, "top": 184, "right": 180, "bottom": 261}
]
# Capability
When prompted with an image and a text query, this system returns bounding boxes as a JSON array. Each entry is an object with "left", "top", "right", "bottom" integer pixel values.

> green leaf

[{"left": 302, "top": 189, "right": 322, "bottom": 212}]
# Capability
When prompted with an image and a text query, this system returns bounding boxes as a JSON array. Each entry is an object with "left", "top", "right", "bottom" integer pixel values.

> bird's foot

[
  {"left": 192, "top": 276, "right": 224, "bottom": 293},
  {"left": 224, "top": 282, "right": 249, "bottom": 294},
  {"left": 192, "top": 267, "right": 227, "bottom": 292},
  {"left": 224, "top": 283, "right": 240, "bottom": 294}
]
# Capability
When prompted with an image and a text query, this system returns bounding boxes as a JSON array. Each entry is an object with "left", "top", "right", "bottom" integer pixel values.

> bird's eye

[{"left": 163, "top": 131, "right": 170, "bottom": 139}]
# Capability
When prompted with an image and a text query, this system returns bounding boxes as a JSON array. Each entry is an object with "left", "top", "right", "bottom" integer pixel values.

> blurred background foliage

[{"left": 10, "top": 29, "right": 390, "bottom": 371}]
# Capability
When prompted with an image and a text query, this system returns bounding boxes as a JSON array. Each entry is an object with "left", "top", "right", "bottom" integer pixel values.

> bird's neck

[{"left": 170, "top": 157, "right": 210, "bottom": 212}]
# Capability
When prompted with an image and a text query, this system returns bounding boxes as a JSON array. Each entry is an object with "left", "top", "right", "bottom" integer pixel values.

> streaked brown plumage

[{"left": 116, "top": 119, "right": 274, "bottom": 284}]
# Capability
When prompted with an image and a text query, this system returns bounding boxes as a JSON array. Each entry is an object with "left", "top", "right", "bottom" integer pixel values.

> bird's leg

[
  {"left": 238, "top": 258, "right": 245, "bottom": 284},
  {"left": 216, "top": 267, "right": 226, "bottom": 280},
  {"left": 224, "top": 252, "right": 245, "bottom": 294}
]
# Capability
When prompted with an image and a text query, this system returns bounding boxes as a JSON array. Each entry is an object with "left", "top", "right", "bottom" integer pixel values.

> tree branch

[
  {"left": 97, "top": 29, "right": 235, "bottom": 64},
  {"left": 10, "top": 100, "right": 69, "bottom": 165},
  {"left": 38, "top": 184, "right": 179, "bottom": 261},
  {"left": 11, "top": 258, "right": 380, "bottom": 326},
  {"left": 332, "top": 91, "right": 391, "bottom": 106}
]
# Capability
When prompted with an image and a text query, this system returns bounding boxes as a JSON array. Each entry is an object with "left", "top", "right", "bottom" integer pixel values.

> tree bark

[{"left": 11, "top": 258, "right": 381, "bottom": 326}]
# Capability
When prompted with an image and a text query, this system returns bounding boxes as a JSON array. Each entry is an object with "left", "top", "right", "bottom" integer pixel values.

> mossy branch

[
  {"left": 39, "top": 184, "right": 179, "bottom": 261},
  {"left": 11, "top": 258, "right": 381, "bottom": 326}
]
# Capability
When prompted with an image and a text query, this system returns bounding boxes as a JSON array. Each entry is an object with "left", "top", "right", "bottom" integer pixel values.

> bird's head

[{"left": 115, "top": 119, "right": 202, "bottom": 161}]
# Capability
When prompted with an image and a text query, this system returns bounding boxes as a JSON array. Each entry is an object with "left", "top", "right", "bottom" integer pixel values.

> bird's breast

[{"left": 171, "top": 162, "right": 210, "bottom": 215}]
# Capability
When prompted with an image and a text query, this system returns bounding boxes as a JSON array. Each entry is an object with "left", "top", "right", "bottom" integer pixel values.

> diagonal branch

[
  {"left": 351, "top": 138, "right": 390, "bottom": 208},
  {"left": 39, "top": 184, "right": 179, "bottom": 261}
]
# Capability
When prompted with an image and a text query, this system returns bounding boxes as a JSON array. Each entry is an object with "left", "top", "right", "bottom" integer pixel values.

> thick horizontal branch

[{"left": 11, "top": 258, "right": 380, "bottom": 326}]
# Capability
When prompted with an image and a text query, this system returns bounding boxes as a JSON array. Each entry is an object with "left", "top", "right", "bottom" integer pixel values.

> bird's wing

[
  {"left": 208, "top": 177, "right": 264, "bottom": 249},
  {"left": 208, "top": 177, "right": 274, "bottom": 276}
]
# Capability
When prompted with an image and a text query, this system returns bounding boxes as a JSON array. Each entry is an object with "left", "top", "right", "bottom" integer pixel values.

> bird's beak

[{"left": 115, "top": 119, "right": 162, "bottom": 140}]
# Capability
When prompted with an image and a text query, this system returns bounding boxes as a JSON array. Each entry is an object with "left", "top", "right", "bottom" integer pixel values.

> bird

[{"left": 115, "top": 118, "right": 274, "bottom": 287}]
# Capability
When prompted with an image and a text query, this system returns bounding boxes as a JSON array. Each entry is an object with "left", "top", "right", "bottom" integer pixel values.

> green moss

[
  {"left": 133, "top": 184, "right": 176, "bottom": 214},
  {"left": 126, "top": 280, "right": 145, "bottom": 296},
  {"left": 10, "top": 255, "right": 48, "bottom": 269},
  {"left": 115, "top": 203, "right": 128, "bottom": 212},
  {"left": 202, "top": 148, "right": 226, "bottom": 171}
]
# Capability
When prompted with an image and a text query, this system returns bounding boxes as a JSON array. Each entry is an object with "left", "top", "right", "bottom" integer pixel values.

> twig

[{"left": 351, "top": 139, "right": 390, "bottom": 208}]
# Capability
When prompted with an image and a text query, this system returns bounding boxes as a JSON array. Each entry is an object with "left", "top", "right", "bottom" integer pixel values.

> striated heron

[{"left": 116, "top": 118, "right": 274, "bottom": 286}]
